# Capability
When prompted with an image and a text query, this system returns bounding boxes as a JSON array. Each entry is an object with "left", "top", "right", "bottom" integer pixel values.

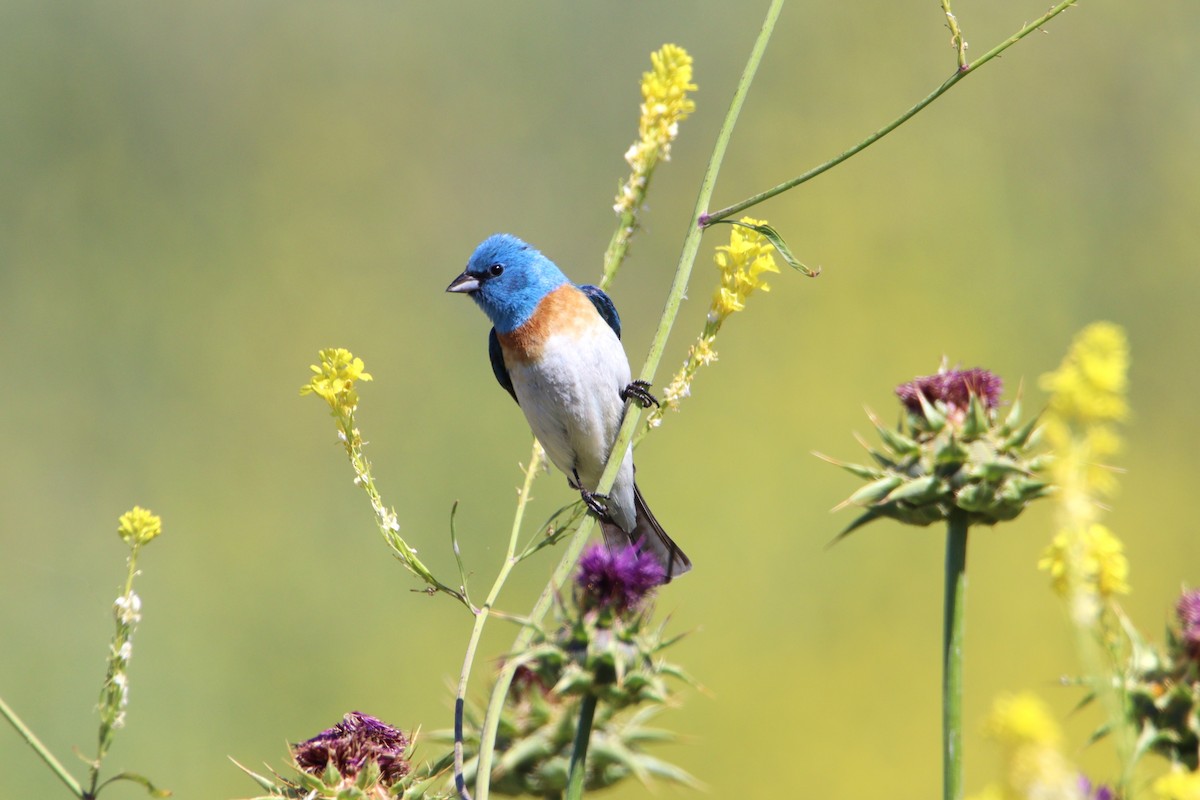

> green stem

[
  {"left": 0, "top": 695, "right": 85, "bottom": 798},
  {"left": 564, "top": 695, "right": 599, "bottom": 800},
  {"left": 454, "top": 444, "right": 544, "bottom": 800},
  {"left": 472, "top": 1, "right": 786, "bottom": 796},
  {"left": 702, "top": 0, "right": 1079, "bottom": 225},
  {"left": 943, "top": 512, "right": 969, "bottom": 800},
  {"left": 939, "top": 0, "right": 968, "bottom": 71}
]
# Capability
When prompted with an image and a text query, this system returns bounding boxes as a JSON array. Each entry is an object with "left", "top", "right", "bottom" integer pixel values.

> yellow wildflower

[
  {"left": 301, "top": 348, "right": 373, "bottom": 413},
  {"left": 984, "top": 692, "right": 1063, "bottom": 750},
  {"left": 639, "top": 44, "right": 696, "bottom": 153},
  {"left": 1153, "top": 768, "right": 1200, "bottom": 800},
  {"left": 709, "top": 218, "right": 780, "bottom": 323},
  {"left": 1039, "top": 322, "right": 1130, "bottom": 426},
  {"left": 614, "top": 44, "right": 696, "bottom": 216},
  {"left": 975, "top": 693, "right": 1085, "bottom": 800},
  {"left": 117, "top": 506, "right": 162, "bottom": 546},
  {"left": 1039, "top": 524, "right": 1130, "bottom": 600}
]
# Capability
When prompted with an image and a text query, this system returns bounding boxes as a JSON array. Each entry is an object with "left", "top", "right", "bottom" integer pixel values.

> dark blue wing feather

[
  {"left": 488, "top": 328, "right": 518, "bottom": 403},
  {"left": 578, "top": 284, "right": 621, "bottom": 340}
]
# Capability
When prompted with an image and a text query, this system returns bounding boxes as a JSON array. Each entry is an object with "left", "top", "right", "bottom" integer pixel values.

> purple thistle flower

[
  {"left": 896, "top": 368, "right": 1003, "bottom": 417},
  {"left": 292, "top": 711, "right": 410, "bottom": 786},
  {"left": 1079, "top": 775, "right": 1117, "bottom": 800},
  {"left": 576, "top": 542, "right": 665, "bottom": 613},
  {"left": 1177, "top": 588, "right": 1200, "bottom": 655}
]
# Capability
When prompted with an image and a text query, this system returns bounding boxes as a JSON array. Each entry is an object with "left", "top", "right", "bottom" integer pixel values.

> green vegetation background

[{"left": 2, "top": 1, "right": 1197, "bottom": 797}]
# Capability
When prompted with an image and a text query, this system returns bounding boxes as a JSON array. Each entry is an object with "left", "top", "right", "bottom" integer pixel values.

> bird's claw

[
  {"left": 571, "top": 469, "right": 612, "bottom": 520},
  {"left": 621, "top": 380, "right": 659, "bottom": 408},
  {"left": 579, "top": 488, "right": 610, "bottom": 519}
]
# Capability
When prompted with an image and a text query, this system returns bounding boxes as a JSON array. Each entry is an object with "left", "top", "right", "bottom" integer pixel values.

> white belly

[{"left": 506, "top": 324, "right": 637, "bottom": 531}]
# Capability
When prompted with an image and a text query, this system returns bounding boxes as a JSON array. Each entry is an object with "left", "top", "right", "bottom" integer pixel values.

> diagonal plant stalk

[
  {"left": 0, "top": 696, "right": 84, "bottom": 798},
  {"left": 701, "top": 0, "right": 1081, "bottom": 226},
  {"left": 471, "top": 1, "right": 787, "bottom": 797}
]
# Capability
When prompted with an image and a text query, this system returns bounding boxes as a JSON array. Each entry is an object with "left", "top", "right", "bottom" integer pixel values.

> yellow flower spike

[
  {"left": 1039, "top": 322, "right": 1130, "bottom": 427},
  {"left": 301, "top": 348, "right": 373, "bottom": 413},
  {"left": 708, "top": 217, "right": 780, "bottom": 324},
  {"left": 117, "top": 506, "right": 162, "bottom": 546},
  {"left": 1038, "top": 524, "right": 1130, "bottom": 600},
  {"left": 614, "top": 44, "right": 696, "bottom": 217},
  {"left": 638, "top": 44, "right": 696, "bottom": 154}
]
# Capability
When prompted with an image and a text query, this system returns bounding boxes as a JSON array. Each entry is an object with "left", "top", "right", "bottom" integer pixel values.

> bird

[{"left": 446, "top": 233, "right": 691, "bottom": 581}]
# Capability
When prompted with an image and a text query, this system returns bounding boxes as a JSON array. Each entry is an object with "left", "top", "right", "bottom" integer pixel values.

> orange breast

[{"left": 497, "top": 284, "right": 597, "bottom": 364}]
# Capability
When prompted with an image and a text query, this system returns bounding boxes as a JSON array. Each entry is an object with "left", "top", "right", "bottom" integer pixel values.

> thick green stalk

[
  {"left": 564, "top": 694, "right": 599, "bottom": 800},
  {"left": 472, "top": 1, "right": 786, "bottom": 797},
  {"left": 703, "top": 0, "right": 1080, "bottom": 224},
  {"left": 943, "top": 512, "right": 969, "bottom": 800},
  {"left": 0, "top": 695, "right": 84, "bottom": 798}
]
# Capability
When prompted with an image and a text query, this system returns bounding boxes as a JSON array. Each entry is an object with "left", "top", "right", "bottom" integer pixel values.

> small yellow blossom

[
  {"left": 117, "top": 506, "right": 162, "bottom": 546},
  {"left": 1039, "top": 322, "right": 1130, "bottom": 426},
  {"left": 975, "top": 693, "right": 1085, "bottom": 800},
  {"left": 709, "top": 218, "right": 780, "bottom": 323},
  {"left": 1039, "top": 524, "right": 1130, "bottom": 600},
  {"left": 1153, "top": 768, "right": 1200, "bottom": 800},
  {"left": 984, "top": 692, "right": 1063, "bottom": 750},
  {"left": 614, "top": 44, "right": 696, "bottom": 216},
  {"left": 301, "top": 348, "right": 373, "bottom": 413}
]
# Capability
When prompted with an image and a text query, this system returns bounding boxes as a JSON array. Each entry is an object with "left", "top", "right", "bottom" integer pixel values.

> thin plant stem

[
  {"left": 0, "top": 695, "right": 84, "bottom": 798},
  {"left": 943, "top": 512, "right": 970, "bottom": 800},
  {"left": 702, "top": 0, "right": 1079, "bottom": 225},
  {"left": 472, "top": 1, "right": 787, "bottom": 797},
  {"left": 453, "top": 444, "right": 544, "bottom": 800},
  {"left": 564, "top": 694, "right": 599, "bottom": 800},
  {"left": 88, "top": 544, "right": 141, "bottom": 798},
  {"left": 939, "top": 0, "right": 968, "bottom": 70}
]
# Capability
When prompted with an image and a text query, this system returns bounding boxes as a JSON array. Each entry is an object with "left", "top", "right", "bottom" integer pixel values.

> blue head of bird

[{"left": 446, "top": 234, "right": 569, "bottom": 334}]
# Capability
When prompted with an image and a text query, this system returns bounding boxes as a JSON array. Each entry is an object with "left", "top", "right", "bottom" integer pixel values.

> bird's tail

[{"left": 600, "top": 483, "right": 692, "bottom": 583}]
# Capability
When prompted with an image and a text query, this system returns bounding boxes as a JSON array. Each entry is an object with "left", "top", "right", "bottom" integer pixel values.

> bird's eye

[{"left": 488, "top": 263, "right": 504, "bottom": 278}]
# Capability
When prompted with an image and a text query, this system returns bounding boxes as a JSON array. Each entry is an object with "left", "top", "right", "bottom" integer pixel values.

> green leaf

[
  {"left": 812, "top": 451, "right": 883, "bottom": 481},
  {"left": 229, "top": 759, "right": 283, "bottom": 794},
  {"left": 881, "top": 475, "right": 940, "bottom": 504},
  {"left": 719, "top": 219, "right": 820, "bottom": 276},
  {"left": 826, "top": 508, "right": 886, "bottom": 546},
  {"left": 95, "top": 771, "right": 172, "bottom": 798},
  {"left": 448, "top": 500, "right": 471, "bottom": 606},
  {"left": 842, "top": 475, "right": 903, "bottom": 508}
]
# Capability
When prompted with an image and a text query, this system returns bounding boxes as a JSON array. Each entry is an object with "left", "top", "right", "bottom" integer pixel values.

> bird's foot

[
  {"left": 571, "top": 469, "right": 612, "bottom": 520},
  {"left": 621, "top": 380, "right": 659, "bottom": 408}
]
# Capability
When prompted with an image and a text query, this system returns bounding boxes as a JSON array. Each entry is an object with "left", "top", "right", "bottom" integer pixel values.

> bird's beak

[{"left": 446, "top": 272, "right": 480, "bottom": 294}]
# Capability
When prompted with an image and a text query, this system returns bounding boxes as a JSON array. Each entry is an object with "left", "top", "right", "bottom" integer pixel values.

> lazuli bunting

[{"left": 447, "top": 233, "right": 691, "bottom": 581}]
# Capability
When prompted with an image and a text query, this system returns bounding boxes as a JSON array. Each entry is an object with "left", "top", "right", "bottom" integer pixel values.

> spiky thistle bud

[
  {"left": 821, "top": 365, "right": 1051, "bottom": 538},
  {"left": 1120, "top": 589, "right": 1200, "bottom": 772},
  {"left": 444, "top": 544, "right": 698, "bottom": 796}
]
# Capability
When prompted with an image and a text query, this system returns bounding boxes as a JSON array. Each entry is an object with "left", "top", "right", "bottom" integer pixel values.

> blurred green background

[{"left": 2, "top": 1, "right": 1198, "bottom": 797}]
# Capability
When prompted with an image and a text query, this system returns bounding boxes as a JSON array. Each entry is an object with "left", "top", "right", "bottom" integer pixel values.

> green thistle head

[
  {"left": 823, "top": 365, "right": 1051, "bottom": 538},
  {"left": 1123, "top": 588, "right": 1200, "bottom": 771},
  {"left": 445, "top": 545, "right": 699, "bottom": 796}
]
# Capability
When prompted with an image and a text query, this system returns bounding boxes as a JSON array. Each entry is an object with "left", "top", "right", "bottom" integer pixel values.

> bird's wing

[
  {"left": 488, "top": 327, "right": 518, "bottom": 403},
  {"left": 578, "top": 284, "right": 622, "bottom": 340}
]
